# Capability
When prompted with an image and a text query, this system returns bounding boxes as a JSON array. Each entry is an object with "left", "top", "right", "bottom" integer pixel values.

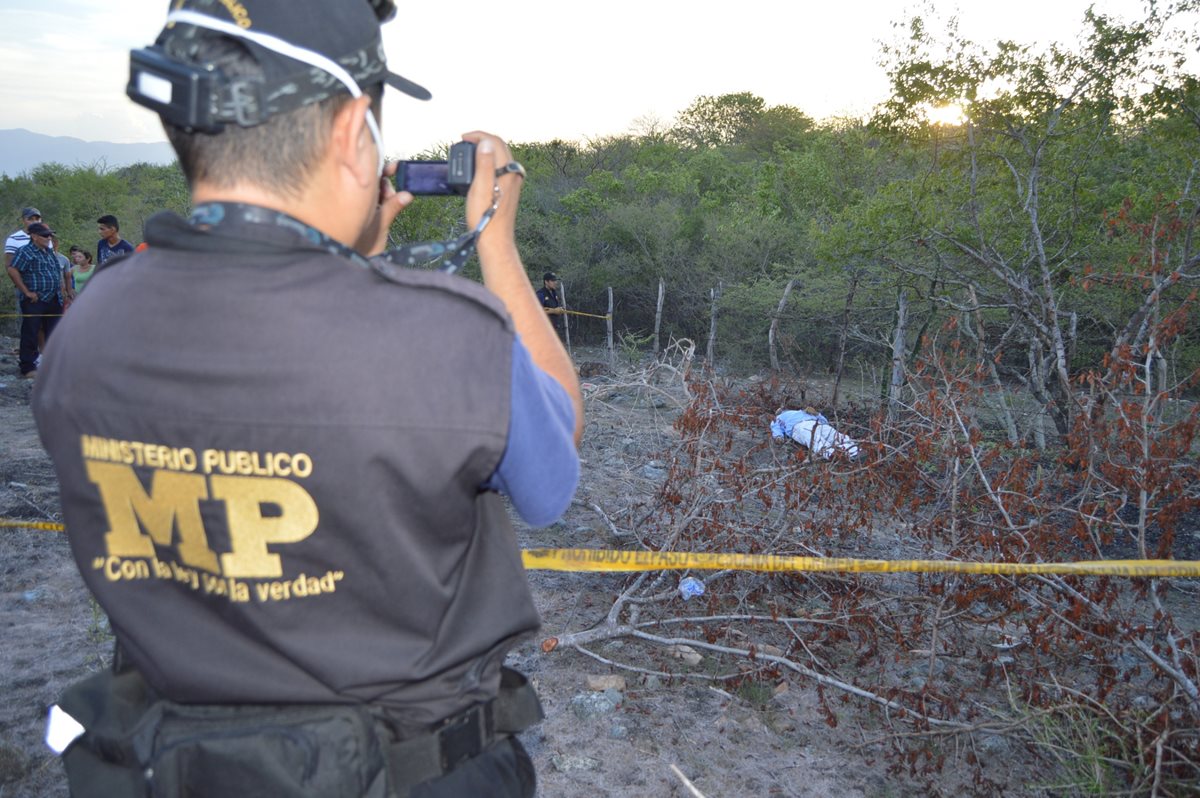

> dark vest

[{"left": 34, "top": 211, "right": 540, "bottom": 729}]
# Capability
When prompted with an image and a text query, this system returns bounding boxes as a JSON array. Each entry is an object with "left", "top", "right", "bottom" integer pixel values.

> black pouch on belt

[{"left": 55, "top": 669, "right": 388, "bottom": 798}]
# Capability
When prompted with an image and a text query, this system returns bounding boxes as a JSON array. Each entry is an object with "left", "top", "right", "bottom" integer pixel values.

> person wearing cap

[
  {"left": 5, "top": 207, "right": 42, "bottom": 335},
  {"left": 536, "top": 271, "right": 566, "bottom": 340},
  {"left": 33, "top": 2, "right": 580, "bottom": 797},
  {"left": 96, "top": 214, "right": 135, "bottom": 265},
  {"left": 7, "top": 221, "right": 64, "bottom": 377},
  {"left": 4, "top": 207, "right": 41, "bottom": 269}
]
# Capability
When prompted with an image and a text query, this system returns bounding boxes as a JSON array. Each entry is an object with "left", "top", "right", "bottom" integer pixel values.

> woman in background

[{"left": 69, "top": 246, "right": 96, "bottom": 297}]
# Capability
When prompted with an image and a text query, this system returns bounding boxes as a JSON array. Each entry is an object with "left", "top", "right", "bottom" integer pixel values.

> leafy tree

[
  {"left": 869, "top": 4, "right": 1200, "bottom": 439},
  {"left": 669, "top": 92, "right": 767, "bottom": 148}
]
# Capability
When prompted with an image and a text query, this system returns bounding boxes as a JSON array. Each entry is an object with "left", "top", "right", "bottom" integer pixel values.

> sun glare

[{"left": 927, "top": 103, "right": 966, "bottom": 126}]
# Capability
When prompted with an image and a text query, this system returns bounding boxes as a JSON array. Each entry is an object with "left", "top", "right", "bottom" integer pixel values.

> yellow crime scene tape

[
  {"left": 520, "top": 548, "right": 1200, "bottom": 578},
  {"left": 4, "top": 518, "right": 1198, "bottom": 577},
  {"left": 559, "top": 309, "right": 611, "bottom": 319}
]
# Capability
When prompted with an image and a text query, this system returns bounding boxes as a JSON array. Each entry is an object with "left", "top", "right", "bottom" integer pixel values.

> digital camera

[{"left": 395, "top": 141, "right": 476, "bottom": 196}]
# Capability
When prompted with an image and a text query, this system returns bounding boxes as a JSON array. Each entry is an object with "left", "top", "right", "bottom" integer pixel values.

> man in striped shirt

[{"left": 7, "top": 222, "right": 65, "bottom": 377}]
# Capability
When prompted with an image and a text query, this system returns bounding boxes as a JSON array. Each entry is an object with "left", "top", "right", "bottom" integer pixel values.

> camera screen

[{"left": 396, "top": 161, "right": 450, "bottom": 195}]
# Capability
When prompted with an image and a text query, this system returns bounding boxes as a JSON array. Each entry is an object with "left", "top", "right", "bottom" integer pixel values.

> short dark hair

[
  {"left": 164, "top": 35, "right": 382, "bottom": 197},
  {"left": 97, "top": 215, "right": 120, "bottom": 230}
]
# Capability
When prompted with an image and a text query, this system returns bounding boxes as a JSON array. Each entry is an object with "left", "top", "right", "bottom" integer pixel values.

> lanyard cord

[
  {"left": 376, "top": 177, "right": 502, "bottom": 276},
  {"left": 188, "top": 202, "right": 377, "bottom": 271}
]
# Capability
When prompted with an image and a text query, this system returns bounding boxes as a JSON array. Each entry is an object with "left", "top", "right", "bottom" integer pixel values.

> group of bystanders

[{"left": 4, "top": 207, "right": 134, "bottom": 377}]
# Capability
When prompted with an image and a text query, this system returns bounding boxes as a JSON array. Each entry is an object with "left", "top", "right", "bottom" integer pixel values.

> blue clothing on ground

[
  {"left": 770, "top": 409, "right": 828, "bottom": 439},
  {"left": 486, "top": 335, "right": 578, "bottom": 527}
]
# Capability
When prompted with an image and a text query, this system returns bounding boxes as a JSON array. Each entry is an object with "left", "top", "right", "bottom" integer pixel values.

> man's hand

[
  {"left": 461, "top": 131, "right": 523, "bottom": 250},
  {"left": 354, "top": 161, "right": 413, "bottom": 257}
]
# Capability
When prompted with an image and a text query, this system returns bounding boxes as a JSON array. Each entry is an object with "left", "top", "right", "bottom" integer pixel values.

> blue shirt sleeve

[
  {"left": 770, "top": 415, "right": 787, "bottom": 438},
  {"left": 484, "top": 336, "right": 579, "bottom": 527}
]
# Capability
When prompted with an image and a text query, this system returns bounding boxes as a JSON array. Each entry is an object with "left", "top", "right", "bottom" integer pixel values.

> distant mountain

[{"left": 0, "top": 128, "right": 175, "bottom": 178}]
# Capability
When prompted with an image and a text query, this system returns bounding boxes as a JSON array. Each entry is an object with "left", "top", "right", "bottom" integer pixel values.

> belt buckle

[{"left": 437, "top": 704, "right": 487, "bottom": 772}]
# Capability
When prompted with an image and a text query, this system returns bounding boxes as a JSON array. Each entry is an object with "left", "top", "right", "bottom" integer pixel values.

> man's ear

[{"left": 329, "top": 95, "right": 377, "bottom": 188}]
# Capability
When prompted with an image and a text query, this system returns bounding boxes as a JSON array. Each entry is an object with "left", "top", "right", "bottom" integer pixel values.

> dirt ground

[{"left": 1, "top": 335, "right": 1000, "bottom": 797}]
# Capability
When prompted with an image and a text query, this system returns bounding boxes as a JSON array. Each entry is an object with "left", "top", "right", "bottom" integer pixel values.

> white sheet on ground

[{"left": 770, "top": 410, "right": 859, "bottom": 459}]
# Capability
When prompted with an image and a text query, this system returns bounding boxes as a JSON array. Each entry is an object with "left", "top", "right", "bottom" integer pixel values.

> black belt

[{"left": 384, "top": 667, "right": 543, "bottom": 796}]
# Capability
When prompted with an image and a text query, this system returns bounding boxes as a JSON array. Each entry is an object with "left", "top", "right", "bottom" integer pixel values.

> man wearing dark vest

[{"left": 32, "top": 1, "right": 582, "bottom": 796}]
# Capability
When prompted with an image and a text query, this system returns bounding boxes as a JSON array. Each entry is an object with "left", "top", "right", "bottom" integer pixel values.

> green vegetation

[{"left": 3, "top": 6, "right": 1196, "bottom": 422}]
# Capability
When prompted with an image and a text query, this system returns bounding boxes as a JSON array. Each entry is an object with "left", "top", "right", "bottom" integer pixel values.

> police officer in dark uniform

[
  {"left": 535, "top": 271, "right": 566, "bottom": 340},
  {"left": 33, "top": 2, "right": 581, "bottom": 796}
]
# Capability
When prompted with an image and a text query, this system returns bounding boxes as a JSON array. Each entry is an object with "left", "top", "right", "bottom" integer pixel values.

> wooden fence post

[
  {"left": 653, "top": 278, "right": 665, "bottom": 355},
  {"left": 707, "top": 282, "right": 722, "bottom": 364},
  {"left": 560, "top": 279, "right": 571, "bottom": 355},
  {"left": 606, "top": 287, "right": 614, "bottom": 370}
]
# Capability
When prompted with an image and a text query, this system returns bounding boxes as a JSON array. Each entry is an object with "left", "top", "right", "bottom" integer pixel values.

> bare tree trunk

[
  {"left": 887, "top": 289, "right": 908, "bottom": 426},
  {"left": 964, "top": 287, "right": 1018, "bottom": 445},
  {"left": 653, "top": 278, "right": 665, "bottom": 355},
  {"left": 1026, "top": 341, "right": 1049, "bottom": 451},
  {"left": 769, "top": 279, "right": 795, "bottom": 372},
  {"left": 606, "top": 287, "right": 614, "bottom": 371},
  {"left": 831, "top": 273, "right": 860, "bottom": 409},
  {"left": 707, "top": 282, "right": 722, "bottom": 365}
]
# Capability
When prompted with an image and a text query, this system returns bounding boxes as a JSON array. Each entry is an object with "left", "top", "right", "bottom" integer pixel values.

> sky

[{"left": 0, "top": 0, "right": 1189, "bottom": 159}]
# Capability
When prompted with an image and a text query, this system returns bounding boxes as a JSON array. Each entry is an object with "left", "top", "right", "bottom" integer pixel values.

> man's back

[
  {"left": 35, "top": 3, "right": 580, "bottom": 793},
  {"left": 35, "top": 211, "right": 540, "bottom": 726}
]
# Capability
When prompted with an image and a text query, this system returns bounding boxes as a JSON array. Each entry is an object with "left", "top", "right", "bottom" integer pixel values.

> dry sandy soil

[{"left": 1, "top": 336, "right": 1007, "bottom": 797}]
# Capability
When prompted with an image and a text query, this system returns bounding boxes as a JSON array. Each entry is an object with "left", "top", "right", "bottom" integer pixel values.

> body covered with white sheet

[{"left": 770, "top": 409, "right": 859, "bottom": 459}]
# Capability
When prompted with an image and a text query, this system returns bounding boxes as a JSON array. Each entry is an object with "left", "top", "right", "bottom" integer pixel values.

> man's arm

[
  {"left": 6, "top": 264, "right": 26, "bottom": 294},
  {"left": 463, "top": 131, "right": 583, "bottom": 445},
  {"left": 7, "top": 269, "right": 33, "bottom": 299},
  {"left": 486, "top": 337, "right": 579, "bottom": 526}
]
